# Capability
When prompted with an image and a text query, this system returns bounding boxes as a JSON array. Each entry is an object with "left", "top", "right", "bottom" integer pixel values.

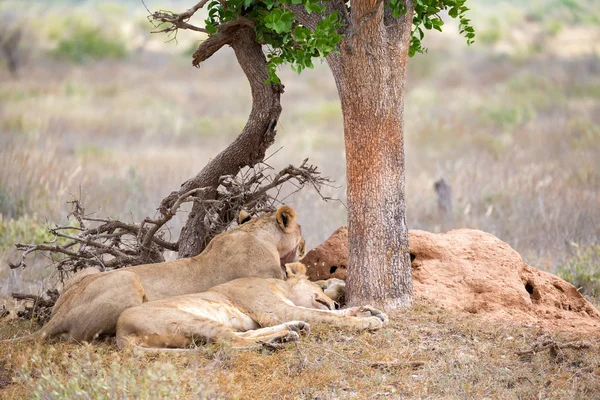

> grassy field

[
  {"left": 1, "top": 300, "right": 599, "bottom": 399},
  {"left": 1, "top": 0, "right": 599, "bottom": 397}
]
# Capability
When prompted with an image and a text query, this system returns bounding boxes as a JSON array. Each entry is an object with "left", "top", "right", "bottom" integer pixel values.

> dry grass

[{"left": 1, "top": 300, "right": 599, "bottom": 399}]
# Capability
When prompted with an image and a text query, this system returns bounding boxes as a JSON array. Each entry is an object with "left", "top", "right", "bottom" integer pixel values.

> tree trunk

[
  {"left": 160, "top": 26, "right": 283, "bottom": 258},
  {"left": 326, "top": 1, "right": 415, "bottom": 310}
]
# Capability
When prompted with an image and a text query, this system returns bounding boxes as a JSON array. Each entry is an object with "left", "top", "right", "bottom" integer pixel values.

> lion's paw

[
  {"left": 357, "top": 306, "right": 389, "bottom": 325},
  {"left": 261, "top": 330, "right": 300, "bottom": 350},
  {"left": 360, "top": 316, "right": 384, "bottom": 330},
  {"left": 285, "top": 321, "right": 311, "bottom": 336}
]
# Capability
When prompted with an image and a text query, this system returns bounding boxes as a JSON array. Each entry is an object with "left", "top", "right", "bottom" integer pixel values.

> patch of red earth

[{"left": 301, "top": 227, "right": 600, "bottom": 335}]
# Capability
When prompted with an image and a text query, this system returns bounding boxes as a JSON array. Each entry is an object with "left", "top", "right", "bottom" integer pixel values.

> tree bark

[
  {"left": 161, "top": 26, "right": 283, "bottom": 258},
  {"left": 325, "top": 0, "right": 415, "bottom": 310}
]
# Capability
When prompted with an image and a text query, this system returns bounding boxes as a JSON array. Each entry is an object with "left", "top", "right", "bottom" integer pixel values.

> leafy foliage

[
  {"left": 205, "top": 0, "right": 341, "bottom": 83},
  {"left": 558, "top": 244, "right": 600, "bottom": 298},
  {"left": 0, "top": 216, "right": 54, "bottom": 252},
  {"left": 204, "top": 0, "right": 475, "bottom": 83},
  {"left": 52, "top": 20, "right": 127, "bottom": 63},
  {"left": 0, "top": 215, "right": 77, "bottom": 252},
  {"left": 388, "top": 0, "right": 475, "bottom": 56}
]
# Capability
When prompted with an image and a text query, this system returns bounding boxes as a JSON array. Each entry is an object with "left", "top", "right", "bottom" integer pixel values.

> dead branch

[
  {"left": 369, "top": 360, "right": 425, "bottom": 370},
  {"left": 11, "top": 289, "right": 59, "bottom": 325},
  {"left": 516, "top": 334, "right": 593, "bottom": 357},
  {"left": 147, "top": 0, "right": 254, "bottom": 47},
  {"left": 175, "top": 159, "right": 334, "bottom": 250},
  {"left": 148, "top": 0, "right": 211, "bottom": 35},
  {"left": 12, "top": 292, "right": 55, "bottom": 308},
  {"left": 9, "top": 160, "right": 332, "bottom": 287}
]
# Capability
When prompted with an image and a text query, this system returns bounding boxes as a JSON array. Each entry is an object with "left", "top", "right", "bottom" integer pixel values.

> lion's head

[
  {"left": 238, "top": 206, "right": 306, "bottom": 267},
  {"left": 283, "top": 262, "right": 337, "bottom": 310}
]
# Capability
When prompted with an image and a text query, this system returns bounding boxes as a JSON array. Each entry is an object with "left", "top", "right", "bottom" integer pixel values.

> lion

[
  {"left": 116, "top": 262, "right": 388, "bottom": 350},
  {"left": 10, "top": 206, "right": 306, "bottom": 343},
  {"left": 315, "top": 278, "right": 346, "bottom": 305}
]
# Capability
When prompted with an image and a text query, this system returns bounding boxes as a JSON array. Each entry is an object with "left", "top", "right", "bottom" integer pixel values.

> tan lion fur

[
  {"left": 15, "top": 206, "right": 305, "bottom": 343},
  {"left": 116, "top": 262, "right": 388, "bottom": 350}
]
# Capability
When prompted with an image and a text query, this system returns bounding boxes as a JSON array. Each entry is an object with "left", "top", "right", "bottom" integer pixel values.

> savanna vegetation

[{"left": 1, "top": 0, "right": 599, "bottom": 398}]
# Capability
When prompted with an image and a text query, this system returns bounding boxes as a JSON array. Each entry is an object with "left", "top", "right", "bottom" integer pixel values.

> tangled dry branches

[
  {"left": 12, "top": 290, "right": 59, "bottom": 324},
  {"left": 8, "top": 160, "right": 332, "bottom": 320},
  {"left": 9, "top": 159, "right": 332, "bottom": 285},
  {"left": 145, "top": 0, "right": 253, "bottom": 43}
]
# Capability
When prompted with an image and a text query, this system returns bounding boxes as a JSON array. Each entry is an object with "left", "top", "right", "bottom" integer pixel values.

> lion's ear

[
  {"left": 285, "top": 262, "right": 307, "bottom": 278},
  {"left": 276, "top": 206, "right": 296, "bottom": 233},
  {"left": 314, "top": 280, "right": 328, "bottom": 290},
  {"left": 238, "top": 209, "right": 252, "bottom": 225}
]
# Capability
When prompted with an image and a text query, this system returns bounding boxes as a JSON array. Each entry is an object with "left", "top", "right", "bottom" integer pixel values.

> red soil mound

[{"left": 301, "top": 227, "right": 600, "bottom": 334}]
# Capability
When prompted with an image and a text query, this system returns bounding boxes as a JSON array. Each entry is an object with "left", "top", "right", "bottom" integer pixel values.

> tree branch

[
  {"left": 164, "top": 25, "right": 286, "bottom": 258},
  {"left": 517, "top": 334, "right": 593, "bottom": 356},
  {"left": 149, "top": 0, "right": 211, "bottom": 35}
]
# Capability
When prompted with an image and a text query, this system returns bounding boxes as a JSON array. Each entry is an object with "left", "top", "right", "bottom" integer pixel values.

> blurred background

[{"left": 0, "top": 0, "right": 599, "bottom": 302}]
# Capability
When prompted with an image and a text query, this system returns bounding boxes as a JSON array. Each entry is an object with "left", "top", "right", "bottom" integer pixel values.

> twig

[
  {"left": 11, "top": 293, "right": 55, "bottom": 308},
  {"left": 302, "top": 342, "right": 424, "bottom": 369},
  {"left": 516, "top": 334, "right": 593, "bottom": 356},
  {"left": 148, "top": 0, "right": 212, "bottom": 35},
  {"left": 0, "top": 305, "right": 9, "bottom": 320}
]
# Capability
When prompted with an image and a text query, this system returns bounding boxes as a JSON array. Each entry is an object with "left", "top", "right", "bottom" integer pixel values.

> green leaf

[
  {"left": 293, "top": 26, "right": 310, "bottom": 41},
  {"left": 273, "top": 20, "right": 287, "bottom": 33},
  {"left": 431, "top": 18, "right": 444, "bottom": 27},
  {"left": 305, "top": 1, "right": 325, "bottom": 14},
  {"left": 205, "top": 20, "right": 217, "bottom": 34}
]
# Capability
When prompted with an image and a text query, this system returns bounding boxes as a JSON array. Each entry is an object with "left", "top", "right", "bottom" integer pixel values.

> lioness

[
  {"left": 116, "top": 262, "right": 388, "bottom": 350},
  {"left": 14, "top": 206, "right": 305, "bottom": 342}
]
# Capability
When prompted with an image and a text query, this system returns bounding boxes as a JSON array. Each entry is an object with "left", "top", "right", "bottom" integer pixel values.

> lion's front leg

[
  {"left": 232, "top": 322, "right": 309, "bottom": 349},
  {"left": 253, "top": 305, "right": 388, "bottom": 331},
  {"left": 236, "top": 321, "right": 310, "bottom": 339},
  {"left": 334, "top": 306, "right": 389, "bottom": 324}
]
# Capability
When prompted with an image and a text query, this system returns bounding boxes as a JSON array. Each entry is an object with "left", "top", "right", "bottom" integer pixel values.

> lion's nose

[{"left": 334, "top": 302, "right": 340, "bottom": 310}]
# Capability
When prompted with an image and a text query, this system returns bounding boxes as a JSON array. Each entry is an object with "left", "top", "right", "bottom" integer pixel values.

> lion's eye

[{"left": 315, "top": 298, "right": 331, "bottom": 309}]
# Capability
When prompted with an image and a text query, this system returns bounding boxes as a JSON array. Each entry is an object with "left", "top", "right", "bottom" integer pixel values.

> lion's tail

[
  {"left": 0, "top": 328, "right": 46, "bottom": 343},
  {"left": 126, "top": 342, "right": 263, "bottom": 353},
  {"left": 129, "top": 344, "right": 206, "bottom": 353},
  {"left": 0, "top": 317, "right": 61, "bottom": 344}
]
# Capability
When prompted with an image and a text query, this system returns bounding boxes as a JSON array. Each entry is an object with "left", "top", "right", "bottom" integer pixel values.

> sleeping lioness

[
  {"left": 116, "top": 262, "right": 387, "bottom": 350},
  {"left": 8, "top": 206, "right": 306, "bottom": 343}
]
